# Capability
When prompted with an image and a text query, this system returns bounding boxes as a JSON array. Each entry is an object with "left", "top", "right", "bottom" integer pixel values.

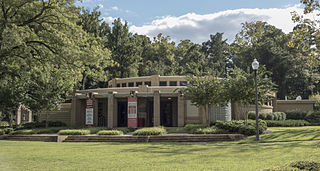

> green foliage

[
  {"left": 132, "top": 127, "right": 167, "bottom": 136},
  {"left": 116, "top": 127, "right": 134, "bottom": 134},
  {"left": 58, "top": 129, "right": 90, "bottom": 135},
  {"left": 184, "top": 124, "right": 207, "bottom": 133},
  {"left": 97, "top": 130, "right": 123, "bottom": 135},
  {"left": 289, "top": 160, "right": 320, "bottom": 170},
  {"left": 286, "top": 111, "right": 308, "bottom": 120},
  {"left": 3, "top": 128, "right": 14, "bottom": 134},
  {"left": 306, "top": 111, "right": 320, "bottom": 124},
  {"left": 0, "top": 121, "right": 9, "bottom": 127},
  {"left": 214, "top": 120, "right": 267, "bottom": 136},
  {"left": 265, "top": 120, "right": 310, "bottom": 127},
  {"left": 248, "top": 111, "right": 286, "bottom": 121},
  {"left": 193, "top": 126, "right": 229, "bottom": 134},
  {"left": 0, "top": 129, "right": 4, "bottom": 135},
  {"left": 310, "top": 94, "right": 320, "bottom": 111},
  {"left": 10, "top": 130, "right": 35, "bottom": 135},
  {"left": 18, "top": 121, "right": 66, "bottom": 129}
]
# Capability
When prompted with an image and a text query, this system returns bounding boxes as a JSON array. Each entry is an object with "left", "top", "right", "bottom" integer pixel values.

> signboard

[
  {"left": 128, "top": 97, "right": 137, "bottom": 128},
  {"left": 86, "top": 98, "right": 94, "bottom": 126}
]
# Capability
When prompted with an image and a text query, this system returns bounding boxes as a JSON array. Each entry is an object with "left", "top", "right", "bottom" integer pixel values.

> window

[
  {"left": 122, "top": 83, "right": 127, "bottom": 87},
  {"left": 169, "top": 81, "right": 177, "bottom": 86},
  {"left": 128, "top": 82, "right": 134, "bottom": 87},
  {"left": 144, "top": 81, "right": 151, "bottom": 86},
  {"left": 180, "top": 81, "right": 187, "bottom": 86},
  {"left": 116, "top": 83, "right": 120, "bottom": 87},
  {"left": 159, "top": 81, "right": 167, "bottom": 86},
  {"left": 136, "top": 82, "right": 142, "bottom": 86}
]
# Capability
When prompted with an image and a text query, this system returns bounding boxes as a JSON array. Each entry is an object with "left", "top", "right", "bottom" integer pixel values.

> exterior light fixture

[
  {"left": 130, "top": 91, "right": 135, "bottom": 97},
  {"left": 251, "top": 58, "right": 260, "bottom": 141}
]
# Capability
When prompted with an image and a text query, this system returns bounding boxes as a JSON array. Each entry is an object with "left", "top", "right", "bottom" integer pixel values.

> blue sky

[{"left": 77, "top": 0, "right": 304, "bottom": 43}]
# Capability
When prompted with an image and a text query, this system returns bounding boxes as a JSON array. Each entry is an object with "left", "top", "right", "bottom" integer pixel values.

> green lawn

[{"left": 0, "top": 127, "right": 320, "bottom": 171}]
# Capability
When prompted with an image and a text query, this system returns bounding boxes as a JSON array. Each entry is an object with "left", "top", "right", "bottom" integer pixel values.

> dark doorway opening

[
  {"left": 117, "top": 101, "right": 128, "bottom": 127},
  {"left": 160, "top": 100, "right": 173, "bottom": 127},
  {"left": 147, "top": 100, "right": 154, "bottom": 127},
  {"left": 97, "top": 100, "right": 107, "bottom": 127}
]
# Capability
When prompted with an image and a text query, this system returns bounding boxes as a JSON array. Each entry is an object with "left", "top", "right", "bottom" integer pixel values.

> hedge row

[
  {"left": 193, "top": 127, "right": 229, "bottom": 134},
  {"left": 0, "top": 121, "right": 9, "bottom": 127},
  {"left": 213, "top": 120, "right": 267, "bottom": 136},
  {"left": 0, "top": 129, "right": 4, "bottom": 135},
  {"left": 184, "top": 124, "right": 207, "bottom": 133},
  {"left": 132, "top": 127, "right": 167, "bottom": 136},
  {"left": 17, "top": 121, "right": 66, "bottom": 129},
  {"left": 97, "top": 130, "right": 123, "bottom": 135},
  {"left": 248, "top": 111, "right": 286, "bottom": 121},
  {"left": 58, "top": 129, "right": 90, "bottom": 135},
  {"left": 265, "top": 120, "right": 310, "bottom": 127}
]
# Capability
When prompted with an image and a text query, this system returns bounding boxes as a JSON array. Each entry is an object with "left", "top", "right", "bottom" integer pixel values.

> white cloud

[
  {"left": 130, "top": 5, "right": 315, "bottom": 43},
  {"left": 111, "top": 6, "right": 119, "bottom": 11},
  {"left": 97, "top": 4, "right": 103, "bottom": 9}
]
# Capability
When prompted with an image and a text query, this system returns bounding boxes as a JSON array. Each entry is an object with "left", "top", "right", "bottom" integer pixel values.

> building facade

[{"left": 71, "top": 75, "right": 207, "bottom": 128}]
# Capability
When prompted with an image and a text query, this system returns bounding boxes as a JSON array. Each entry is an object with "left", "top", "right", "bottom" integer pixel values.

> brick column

[
  {"left": 153, "top": 90, "right": 160, "bottom": 126},
  {"left": 71, "top": 96, "right": 78, "bottom": 126},
  {"left": 177, "top": 95, "right": 185, "bottom": 127}
]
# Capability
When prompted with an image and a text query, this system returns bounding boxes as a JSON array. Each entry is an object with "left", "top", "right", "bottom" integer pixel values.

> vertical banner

[
  {"left": 86, "top": 98, "right": 94, "bottom": 126},
  {"left": 128, "top": 97, "right": 137, "bottom": 128}
]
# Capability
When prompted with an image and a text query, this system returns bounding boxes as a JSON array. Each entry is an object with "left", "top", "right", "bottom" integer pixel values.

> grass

[
  {"left": 0, "top": 140, "right": 319, "bottom": 170},
  {"left": 230, "top": 126, "right": 320, "bottom": 144}
]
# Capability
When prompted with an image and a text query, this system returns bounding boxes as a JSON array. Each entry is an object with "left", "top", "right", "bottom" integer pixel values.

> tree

[
  {"left": 175, "top": 40, "right": 207, "bottom": 76},
  {"left": 182, "top": 75, "right": 228, "bottom": 125},
  {"left": 0, "top": 0, "right": 107, "bottom": 124},
  {"left": 201, "top": 33, "right": 232, "bottom": 77}
]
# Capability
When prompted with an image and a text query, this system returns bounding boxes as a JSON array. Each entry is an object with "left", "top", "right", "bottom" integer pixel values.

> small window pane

[
  {"left": 122, "top": 83, "right": 127, "bottom": 87},
  {"left": 144, "top": 81, "right": 151, "bottom": 86},
  {"left": 159, "top": 81, "right": 167, "bottom": 86},
  {"left": 136, "top": 82, "right": 142, "bottom": 86},
  {"left": 116, "top": 83, "right": 120, "bottom": 87},
  {"left": 128, "top": 82, "right": 134, "bottom": 87},
  {"left": 169, "top": 81, "right": 177, "bottom": 86}
]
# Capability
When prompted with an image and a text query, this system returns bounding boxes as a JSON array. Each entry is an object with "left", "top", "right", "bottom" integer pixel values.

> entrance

[
  {"left": 117, "top": 101, "right": 127, "bottom": 127},
  {"left": 147, "top": 100, "right": 154, "bottom": 127},
  {"left": 97, "top": 99, "right": 107, "bottom": 127},
  {"left": 160, "top": 99, "right": 173, "bottom": 127}
]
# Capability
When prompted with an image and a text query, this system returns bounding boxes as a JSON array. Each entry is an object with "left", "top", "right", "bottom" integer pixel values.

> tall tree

[{"left": 0, "top": 0, "right": 106, "bottom": 121}]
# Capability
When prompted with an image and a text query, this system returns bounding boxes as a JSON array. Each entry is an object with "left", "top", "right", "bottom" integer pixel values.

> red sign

[{"left": 128, "top": 97, "right": 137, "bottom": 128}]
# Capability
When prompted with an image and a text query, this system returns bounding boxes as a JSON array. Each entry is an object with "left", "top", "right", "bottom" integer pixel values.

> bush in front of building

[
  {"left": 184, "top": 124, "right": 207, "bottom": 133},
  {"left": 247, "top": 111, "right": 286, "bottom": 121},
  {"left": 213, "top": 120, "right": 267, "bottom": 136},
  {"left": 0, "top": 121, "right": 9, "bottom": 127},
  {"left": 58, "top": 129, "right": 90, "bottom": 135},
  {"left": 10, "top": 129, "right": 35, "bottom": 135},
  {"left": 265, "top": 120, "right": 310, "bottom": 127},
  {"left": 3, "top": 128, "right": 14, "bottom": 134},
  {"left": 305, "top": 111, "right": 320, "bottom": 125},
  {"left": 116, "top": 127, "right": 134, "bottom": 134},
  {"left": 97, "top": 130, "right": 123, "bottom": 135},
  {"left": 193, "top": 126, "right": 229, "bottom": 134},
  {"left": 0, "top": 129, "right": 4, "bottom": 135},
  {"left": 133, "top": 127, "right": 167, "bottom": 136},
  {"left": 285, "top": 111, "right": 308, "bottom": 120}
]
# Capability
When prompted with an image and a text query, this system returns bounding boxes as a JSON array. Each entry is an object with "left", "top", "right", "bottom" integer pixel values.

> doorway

[{"left": 117, "top": 101, "right": 128, "bottom": 127}]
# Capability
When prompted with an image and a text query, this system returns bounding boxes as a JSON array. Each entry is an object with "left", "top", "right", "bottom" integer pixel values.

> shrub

[
  {"left": 286, "top": 111, "right": 308, "bottom": 120},
  {"left": 97, "top": 130, "right": 123, "bottom": 135},
  {"left": 10, "top": 130, "right": 35, "bottom": 135},
  {"left": 265, "top": 120, "right": 310, "bottom": 127},
  {"left": 116, "top": 127, "right": 133, "bottom": 134},
  {"left": 193, "top": 126, "right": 229, "bottom": 134},
  {"left": 248, "top": 111, "right": 256, "bottom": 120},
  {"left": 214, "top": 120, "right": 267, "bottom": 136},
  {"left": 3, "top": 128, "right": 14, "bottom": 134},
  {"left": 133, "top": 127, "right": 167, "bottom": 136},
  {"left": 265, "top": 113, "right": 274, "bottom": 120},
  {"left": 184, "top": 124, "right": 207, "bottom": 133},
  {"left": 34, "top": 127, "right": 64, "bottom": 134},
  {"left": 0, "top": 121, "right": 9, "bottom": 127},
  {"left": 258, "top": 113, "right": 267, "bottom": 120},
  {"left": 305, "top": 111, "right": 320, "bottom": 124},
  {"left": 310, "top": 94, "right": 320, "bottom": 111},
  {"left": 47, "top": 121, "right": 67, "bottom": 127},
  {"left": 290, "top": 161, "right": 320, "bottom": 170},
  {"left": 58, "top": 129, "right": 90, "bottom": 135},
  {"left": 0, "top": 129, "right": 4, "bottom": 135}
]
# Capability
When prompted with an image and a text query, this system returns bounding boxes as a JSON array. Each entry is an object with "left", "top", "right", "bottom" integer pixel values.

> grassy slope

[
  {"left": 0, "top": 126, "right": 320, "bottom": 171},
  {"left": 0, "top": 141, "right": 319, "bottom": 170}
]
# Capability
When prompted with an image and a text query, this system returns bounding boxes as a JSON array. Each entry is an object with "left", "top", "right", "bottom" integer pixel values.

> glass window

[
  {"left": 144, "top": 81, "right": 151, "bottom": 86},
  {"left": 180, "top": 81, "right": 187, "bottom": 86},
  {"left": 159, "top": 81, "right": 167, "bottom": 86},
  {"left": 128, "top": 82, "right": 134, "bottom": 87},
  {"left": 122, "top": 83, "right": 127, "bottom": 87},
  {"left": 169, "top": 81, "right": 177, "bottom": 86},
  {"left": 116, "top": 83, "right": 120, "bottom": 87},
  {"left": 136, "top": 82, "right": 142, "bottom": 86}
]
